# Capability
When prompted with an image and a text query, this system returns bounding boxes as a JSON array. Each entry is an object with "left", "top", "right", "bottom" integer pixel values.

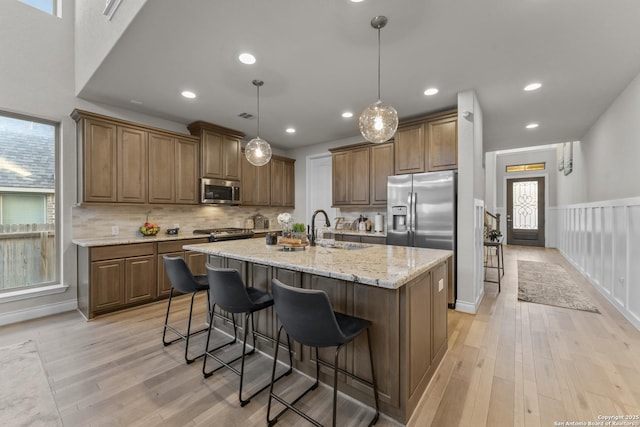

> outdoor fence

[{"left": 0, "top": 224, "right": 55, "bottom": 290}]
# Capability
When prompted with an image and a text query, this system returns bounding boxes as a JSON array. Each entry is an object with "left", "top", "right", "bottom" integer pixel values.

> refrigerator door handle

[
  {"left": 407, "top": 192, "right": 413, "bottom": 231},
  {"left": 412, "top": 192, "right": 417, "bottom": 232}
]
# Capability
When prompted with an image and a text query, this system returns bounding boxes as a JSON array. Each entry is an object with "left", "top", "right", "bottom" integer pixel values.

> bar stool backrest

[
  {"left": 206, "top": 266, "right": 255, "bottom": 313},
  {"left": 271, "top": 278, "right": 346, "bottom": 348},
  {"left": 163, "top": 256, "right": 201, "bottom": 294}
]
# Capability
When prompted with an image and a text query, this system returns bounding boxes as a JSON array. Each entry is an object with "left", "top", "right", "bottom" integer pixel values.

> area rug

[
  {"left": 0, "top": 340, "right": 62, "bottom": 426},
  {"left": 517, "top": 260, "right": 600, "bottom": 313}
]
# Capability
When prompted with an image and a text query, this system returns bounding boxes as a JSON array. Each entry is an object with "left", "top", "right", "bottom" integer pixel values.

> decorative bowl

[{"left": 140, "top": 225, "right": 160, "bottom": 236}]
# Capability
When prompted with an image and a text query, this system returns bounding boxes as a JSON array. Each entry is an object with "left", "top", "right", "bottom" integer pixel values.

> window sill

[{"left": 0, "top": 284, "right": 69, "bottom": 304}]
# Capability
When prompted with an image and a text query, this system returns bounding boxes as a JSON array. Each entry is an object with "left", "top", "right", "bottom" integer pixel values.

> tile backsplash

[{"left": 72, "top": 205, "right": 291, "bottom": 239}]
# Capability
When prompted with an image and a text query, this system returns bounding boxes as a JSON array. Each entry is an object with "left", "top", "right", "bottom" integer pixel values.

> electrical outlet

[{"left": 111, "top": 225, "right": 119, "bottom": 236}]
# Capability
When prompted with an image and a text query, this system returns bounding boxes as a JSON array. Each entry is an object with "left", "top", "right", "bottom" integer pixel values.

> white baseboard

[{"left": 0, "top": 299, "right": 77, "bottom": 326}]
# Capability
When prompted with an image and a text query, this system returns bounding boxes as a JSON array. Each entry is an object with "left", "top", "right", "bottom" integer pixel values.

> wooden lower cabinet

[
  {"left": 333, "top": 234, "right": 386, "bottom": 245},
  {"left": 79, "top": 238, "right": 208, "bottom": 319},
  {"left": 202, "top": 255, "right": 449, "bottom": 424}
]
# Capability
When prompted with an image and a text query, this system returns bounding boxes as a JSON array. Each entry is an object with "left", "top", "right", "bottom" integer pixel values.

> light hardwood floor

[{"left": 2, "top": 245, "right": 640, "bottom": 426}]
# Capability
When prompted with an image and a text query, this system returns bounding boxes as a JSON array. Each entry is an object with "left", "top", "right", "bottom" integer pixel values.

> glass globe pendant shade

[
  {"left": 359, "top": 100, "right": 398, "bottom": 143},
  {"left": 245, "top": 136, "right": 272, "bottom": 166}
]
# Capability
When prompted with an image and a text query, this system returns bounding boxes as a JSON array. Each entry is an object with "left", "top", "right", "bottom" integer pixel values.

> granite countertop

[{"left": 183, "top": 238, "right": 451, "bottom": 289}]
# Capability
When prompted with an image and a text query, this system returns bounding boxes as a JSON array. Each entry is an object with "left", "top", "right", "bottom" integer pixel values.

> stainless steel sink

[{"left": 317, "top": 241, "right": 371, "bottom": 250}]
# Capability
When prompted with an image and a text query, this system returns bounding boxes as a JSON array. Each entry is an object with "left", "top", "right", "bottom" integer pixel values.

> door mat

[
  {"left": 0, "top": 340, "right": 62, "bottom": 426},
  {"left": 517, "top": 260, "right": 600, "bottom": 313}
]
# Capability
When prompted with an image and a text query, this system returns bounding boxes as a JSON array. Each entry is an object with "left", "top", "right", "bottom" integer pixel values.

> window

[
  {"left": 19, "top": 0, "right": 57, "bottom": 16},
  {"left": 505, "top": 162, "right": 545, "bottom": 173},
  {"left": 0, "top": 112, "right": 58, "bottom": 291}
]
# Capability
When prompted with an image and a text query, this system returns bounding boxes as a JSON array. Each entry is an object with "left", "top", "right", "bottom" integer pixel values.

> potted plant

[
  {"left": 487, "top": 228, "right": 502, "bottom": 241},
  {"left": 292, "top": 223, "right": 307, "bottom": 242}
]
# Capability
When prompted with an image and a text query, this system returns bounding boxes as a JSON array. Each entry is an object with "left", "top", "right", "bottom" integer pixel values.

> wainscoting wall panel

[{"left": 557, "top": 197, "right": 640, "bottom": 331}]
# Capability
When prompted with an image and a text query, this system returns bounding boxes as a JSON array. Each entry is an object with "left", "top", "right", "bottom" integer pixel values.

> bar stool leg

[
  {"left": 162, "top": 288, "right": 175, "bottom": 346},
  {"left": 366, "top": 328, "right": 380, "bottom": 425},
  {"left": 332, "top": 345, "right": 343, "bottom": 427}
]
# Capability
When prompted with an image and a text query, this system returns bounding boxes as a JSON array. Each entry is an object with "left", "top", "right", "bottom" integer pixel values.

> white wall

[
  {"left": 75, "top": 0, "right": 147, "bottom": 93},
  {"left": 580, "top": 72, "right": 640, "bottom": 202},
  {"left": 456, "top": 91, "right": 485, "bottom": 314},
  {"left": 556, "top": 70, "right": 640, "bottom": 331}
]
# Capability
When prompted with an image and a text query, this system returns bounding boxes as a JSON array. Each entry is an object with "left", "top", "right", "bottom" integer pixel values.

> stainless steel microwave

[{"left": 201, "top": 178, "right": 241, "bottom": 205}]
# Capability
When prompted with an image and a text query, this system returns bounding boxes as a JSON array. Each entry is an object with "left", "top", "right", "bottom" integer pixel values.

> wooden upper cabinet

[
  {"left": 427, "top": 115, "right": 458, "bottom": 171},
  {"left": 270, "top": 157, "right": 296, "bottom": 208},
  {"left": 175, "top": 138, "right": 199, "bottom": 204},
  {"left": 394, "top": 110, "right": 458, "bottom": 175},
  {"left": 117, "top": 126, "right": 147, "bottom": 203},
  {"left": 349, "top": 147, "right": 370, "bottom": 205},
  {"left": 370, "top": 142, "right": 394, "bottom": 205},
  {"left": 187, "top": 121, "right": 244, "bottom": 181},
  {"left": 394, "top": 123, "right": 425, "bottom": 175},
  {"left": 332, "top": 151, "right": 349, "bottom": 206},
  {"left": 82, "top": 118, "right": 118, "bottom": 202},
  {"left": 148, "top": 133, "right": 176, "bottom": 204},
  {"left": 241, "top": 152, "right": 270, "bottom": 206},
  {"left": 331, "top": 146, "right": 370, "bottom": 206}
]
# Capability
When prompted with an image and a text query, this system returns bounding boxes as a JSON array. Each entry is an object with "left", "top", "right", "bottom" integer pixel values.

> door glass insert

[{"left": 513, "top": 181, "right": 538, "bottom": 230}]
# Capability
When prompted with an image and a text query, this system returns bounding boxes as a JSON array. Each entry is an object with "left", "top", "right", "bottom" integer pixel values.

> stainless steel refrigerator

[{"left": 387, "top": 171, "right": 457, "bottom": 307}]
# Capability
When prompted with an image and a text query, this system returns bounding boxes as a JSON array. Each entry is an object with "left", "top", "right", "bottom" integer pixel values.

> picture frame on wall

[{"left": 563, "top": 141, "right": 573, "bottom": 175}]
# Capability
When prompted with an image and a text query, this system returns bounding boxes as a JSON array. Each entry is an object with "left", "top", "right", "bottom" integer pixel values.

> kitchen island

[{"left": 183, "top": 238, "right": 452, "bottom": 424}]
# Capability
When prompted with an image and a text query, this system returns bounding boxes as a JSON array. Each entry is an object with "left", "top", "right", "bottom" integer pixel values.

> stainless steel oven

[{"left": 201, "top": 178, "right": 241, "bottom": 205}]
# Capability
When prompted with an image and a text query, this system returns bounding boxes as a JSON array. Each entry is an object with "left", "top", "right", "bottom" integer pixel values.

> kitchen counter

[
  {"left": 184, "top": 238, "right": 451, "bottom": 424},
  {"left": 72, "top": 233, "right": 210, "bottom": 248},
  {"left": 183, "top": 238, "right": 450, "bottom": 289}
]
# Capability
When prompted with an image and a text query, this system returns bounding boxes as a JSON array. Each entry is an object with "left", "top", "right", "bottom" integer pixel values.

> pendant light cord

[
  {"left": 377, "top": 27, "right": 381, "bottom": 101},
  {"left": 256, "top": 84, "right": 260, "bottom": 137}
]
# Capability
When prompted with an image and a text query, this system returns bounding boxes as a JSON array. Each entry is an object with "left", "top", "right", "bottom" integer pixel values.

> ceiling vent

[{"left": 238, "top": 112, "right": 255, "bottom": 119}]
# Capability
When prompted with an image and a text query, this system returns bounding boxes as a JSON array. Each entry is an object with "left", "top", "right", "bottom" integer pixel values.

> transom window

[
  {"left": 505, "top": 162, "right": 546, "bottom": 173},
  {"left": 0, "top": 112, "right": 58, "bottom": 291},
  {"left": 19, "top": 0, "right": 58, "bottom": 16}
]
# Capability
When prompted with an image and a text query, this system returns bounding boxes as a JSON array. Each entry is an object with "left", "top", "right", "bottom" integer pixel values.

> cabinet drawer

[
  {"left": 157, "top": 238, "right": 208, "bottom": 253},
  {"left": 91, "top": 243, "right": 154, "bottom": 262}
]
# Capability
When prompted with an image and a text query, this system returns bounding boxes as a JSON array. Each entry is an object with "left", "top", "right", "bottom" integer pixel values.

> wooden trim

[
  {"left": 71, "top": 109, "right": 199, "bottom": 142},
  {"left": 397, "top": 108, "right": 458, "bottom": 130},
  {"left": 186, "top": 120, "right": 245, "bottom": 138}
]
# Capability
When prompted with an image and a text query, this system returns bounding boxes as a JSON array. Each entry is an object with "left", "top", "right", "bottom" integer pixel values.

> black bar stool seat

[
  {"left": 267, "top": 279, "right": 380, "bottom": 427},
  {"left": 162, "top": 256, "right": 211, "bottom": 364},
  {"left": 203, "top": 266, "right": 292, "bottom": 407}
]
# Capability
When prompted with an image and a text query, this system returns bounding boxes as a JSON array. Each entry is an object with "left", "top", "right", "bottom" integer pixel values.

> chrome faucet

[{"left": 310, "top": 209, "right": 331, "bottom": 246}]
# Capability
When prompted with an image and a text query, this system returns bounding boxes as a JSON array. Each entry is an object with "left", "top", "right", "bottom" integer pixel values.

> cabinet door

[
  {"left": 125, "top": 255, "right": 156, "bottom": 303},
  {"left": 185, "top": 250, "right": 207, "bottom": 276},
  {"left": 394, "top": 124, "right": 425, "bottom": 174},
  {"left": 349, "top": 147, "right": 370, "bottom": 205},
  {"left": 270, "top": 158, "right": 285, "bottom": 206},
  {"left": 90, "top": 259, "right": 125, "bottom": 312},
  {"left": 222, "top": 135, "right": 241, "bottom": 180},
  {"left": 148, "top": 133, "right": 176, "bottom": 203},
  {"left": 249, "top": 263, "right": 274, "bottom": 344},
  {"left": 407, "top": 271, "right": 432, "bottom": 395},
  {"left": 241, "top": 155, "right": 270, "bottom": 206},
  {"left": 370, "top": 142, "right": 394, "bottom": 205},
  {"left": 201, "top": 130, "right": 223, "bottom": 179},
  {"left": 361, "top": 235, "right": 386, "bottom": 244},
  {"left": 117, "top": 126, "right": 148, "bottom": 203},
  {"left": 157, "top": 251, "right": 184, "bottom": 297},
  {"left": 332, "top": 151, "right": 349, "bottom": 206},
  {"left": 283, "top": 159, "right": 295, "bottom": 207},
  {"left": 427, "top": 115, "right": 458, "bottom": 171},
  {"left": 175, "top": 138, "right": 199, "bottom": 204},
  {"left": 83, "top": 119, "right": 117, "bottom": 202},
  {"left": 342, "top": 234, "right": 361, "bottom": 243}
]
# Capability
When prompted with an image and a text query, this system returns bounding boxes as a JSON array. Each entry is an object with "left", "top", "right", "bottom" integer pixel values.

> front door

[{"left": 506, "top": 177, "right": 545, "bottom": 247}]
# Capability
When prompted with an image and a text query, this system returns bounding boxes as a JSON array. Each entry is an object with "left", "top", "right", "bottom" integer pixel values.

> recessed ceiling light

[
  {"left": 524, "top": 83, "right": 542, "bottom": 91},
  {"left": 238, "top": 53, "right": 256, "bottom": 65},
  {"left": 286, "top": 128, "right": 296, "bottom": 134},
  {"left": 130, "top": 99, "right": 143, "bottom": 105},
  {"left": 424, "top": 87, "right": 439, "bottom": 96},
  {"left": 526, "top": 123, "right": 539, "bottom": 129},
  {"left": 181, "top": 90, "right": 196, "bottom": 99},
  {"left": 350, "top": 0, "right": 365, "bottom": 2},
  {"left": 342, "top": 112, "right": 353, "bottom": 118}
]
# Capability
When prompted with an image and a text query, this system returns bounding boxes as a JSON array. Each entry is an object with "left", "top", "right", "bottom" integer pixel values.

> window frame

[{"left": 0, "top": 110, "right": 61, "bottom": 294}]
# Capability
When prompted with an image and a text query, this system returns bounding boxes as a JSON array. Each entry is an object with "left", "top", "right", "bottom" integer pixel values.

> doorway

[
  {"left": 506, "top": 177, "right": 545, "bottom": 246},
  {"left": 306, "top": 154, "right": 335, "bottom": 228}
]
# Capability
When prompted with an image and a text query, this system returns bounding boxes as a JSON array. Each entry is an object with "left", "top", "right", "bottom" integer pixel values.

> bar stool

[
  {"left": 203, "top": 266, "right": 293, "bottom": 407},
  {"left": 162, "top": 256, "right": 211, "bottom": 364},
  {"left": 267, "top": 279, "right": 380, "bottom": 427}
]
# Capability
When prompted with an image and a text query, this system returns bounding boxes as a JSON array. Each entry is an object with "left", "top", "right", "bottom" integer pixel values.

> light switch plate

[{"left": 438, "top": 278, "right": 444, "bottom": 292}]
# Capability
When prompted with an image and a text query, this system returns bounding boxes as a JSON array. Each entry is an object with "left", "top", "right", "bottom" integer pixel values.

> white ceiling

[{"left": 78, "top": 0, "right": 640, "bottom": 152}]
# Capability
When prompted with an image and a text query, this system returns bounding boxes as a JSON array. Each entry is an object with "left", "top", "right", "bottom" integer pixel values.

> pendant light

[
  {"left": 359, "top": 15, "right": 398, "bottom": 144},
  {"left": 245, "top": 79, "right": 272, "bottom": 166}
]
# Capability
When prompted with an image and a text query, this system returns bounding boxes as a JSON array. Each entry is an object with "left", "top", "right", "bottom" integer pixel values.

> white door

[{"left": 306, "top": 154, "right": 336, "bottom": 232}]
